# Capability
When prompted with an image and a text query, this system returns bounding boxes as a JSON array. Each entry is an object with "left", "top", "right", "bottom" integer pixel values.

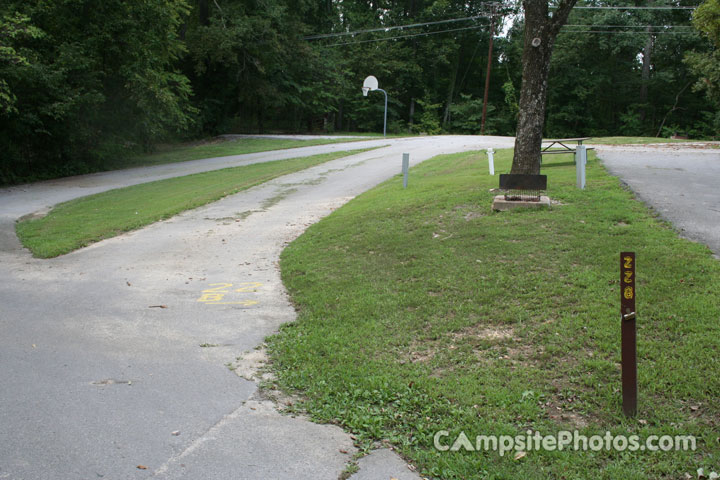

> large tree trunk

[{"left": 511, "top": 0, "right": 577, "bottom": 175}]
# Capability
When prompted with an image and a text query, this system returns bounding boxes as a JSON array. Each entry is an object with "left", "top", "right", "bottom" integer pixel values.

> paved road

[
  {"left": 596, "top": 143, "right": 720, "bottom": 256},
  {"left": 0, "top": 136, "right": 514, "bottom": 480}
]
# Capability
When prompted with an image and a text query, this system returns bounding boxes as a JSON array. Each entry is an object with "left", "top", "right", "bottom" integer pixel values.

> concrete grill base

[{"left": 492, "top": 195, "right": 551, "bottom": 212}]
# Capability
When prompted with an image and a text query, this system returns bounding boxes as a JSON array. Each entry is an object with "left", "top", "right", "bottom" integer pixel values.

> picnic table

[{"left": 541, "top": 137, "right": 592, "bottom": 154}]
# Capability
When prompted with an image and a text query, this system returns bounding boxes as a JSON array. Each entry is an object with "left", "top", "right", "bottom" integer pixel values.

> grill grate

[{"left": 498, "top": 174, "right": 547, "bottom": 202}]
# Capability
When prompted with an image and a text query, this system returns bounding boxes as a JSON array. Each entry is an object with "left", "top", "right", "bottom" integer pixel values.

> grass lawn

[
  {"left": 268, "top": 149, "right": 720, "bottom": 479},
  {"left": 113, "top": 136, "right": 376, "bottom": 169},
  {"left": 17, "top": 148, "right": 376, "bottom": 258}
]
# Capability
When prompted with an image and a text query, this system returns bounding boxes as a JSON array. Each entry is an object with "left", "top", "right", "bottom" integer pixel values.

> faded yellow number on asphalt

[{"left": 197, "top": 282, "right": 263, "bottom": 305}]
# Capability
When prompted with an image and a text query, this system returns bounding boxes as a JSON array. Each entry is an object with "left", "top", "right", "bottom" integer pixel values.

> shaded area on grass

[
  {"left": 269, "top": 149, "right": 720, "bottom": 479},
  {"left": 16, "top": 148, "right": 377, "bottom": 258},
  {"left": 115, "top": 136, "right": 375, "bottom": 169}
]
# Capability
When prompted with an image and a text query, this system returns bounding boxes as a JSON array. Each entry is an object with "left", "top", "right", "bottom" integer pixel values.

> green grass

[
  {"left": 268, "top": 149, "right": 720, "bottom": 479},
  {"left": 114, "top": 136, "right": 376, "bottom": 169},
  {"left": 16, "top": 148, "right": 376, "bottom": 258}
]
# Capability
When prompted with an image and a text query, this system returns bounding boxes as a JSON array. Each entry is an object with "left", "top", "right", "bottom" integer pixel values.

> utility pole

[{"left": 480, "top": 7, "right": 496, "bottom": 135}]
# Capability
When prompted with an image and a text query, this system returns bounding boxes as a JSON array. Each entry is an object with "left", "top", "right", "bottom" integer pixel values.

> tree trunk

[
  {"left": 336, "top": 100, "right": 344, "bottom": 131},
  {"left": 198, "top": 0, "right": 210, "bottom": 26},
  {"left": 640, "top": 27, "right": 653, "bottom": 123},
  {"left": 443, "top": 51, "right": 460, "bottom": 127},
  {"left": 409, "top": 97, "right": 415, "bottom": 126},
  {"left": 511, "top": 0, "right": 577, "bottom": 175}
]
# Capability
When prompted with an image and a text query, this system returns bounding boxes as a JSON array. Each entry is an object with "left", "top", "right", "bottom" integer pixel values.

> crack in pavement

[{"left": 0, "top": 136, "right": 515, "bottom": 479}]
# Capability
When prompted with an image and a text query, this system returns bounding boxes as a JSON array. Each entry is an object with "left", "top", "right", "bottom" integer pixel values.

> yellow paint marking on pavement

[{"left": 197, "top": 282, "right": 263, "bottom": 305}]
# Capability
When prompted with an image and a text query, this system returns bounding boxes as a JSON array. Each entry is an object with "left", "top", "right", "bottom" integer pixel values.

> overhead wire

[
  {"left": 305, "top": 14, "right": 494, "bottom": 40},
  {"left": 571, "top": 5, "right": 697, "bottom": 9},
  {"left": 309, "top": 4, "right": 700, "bottom": 48},
  {"left": 322, "top": 24, "right": 486, "bottom": 47}
]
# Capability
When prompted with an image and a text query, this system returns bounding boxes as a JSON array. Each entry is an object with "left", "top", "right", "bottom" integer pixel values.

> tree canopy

[{"left": 0, "top": 0, "right": 717, "bottom": 184}]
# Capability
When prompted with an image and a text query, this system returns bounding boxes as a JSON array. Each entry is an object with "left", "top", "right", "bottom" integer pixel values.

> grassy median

[
  {"left": 115, "top": 136, "right": 373, "bottom": 169},
  {"left": 17, "top": 148, "right": 376, "bottom": 258},
  {"left": 268, "top": 149, "right": 720, "bottom": 479}
]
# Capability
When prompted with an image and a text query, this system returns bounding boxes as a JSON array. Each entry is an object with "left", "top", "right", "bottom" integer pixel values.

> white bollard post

[
  {"left": 487, "top": 148, "right": 495, "bottom": 176},
  {"left": 575, "top": 145, "right": 587, "bottom": 189},
  {"left": 402, "top": 153, "right": 410, "bottom": 188}
]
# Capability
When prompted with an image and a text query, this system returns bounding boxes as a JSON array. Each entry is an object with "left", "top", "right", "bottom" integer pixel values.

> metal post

[
  {"left": 620, "top": 252, "right": 638, "bottom": 417},
  {"left": 376, "top": 88, "right": 388, "bottom": 137},
  {"left": 575, "top": 145, "right": 587, "bottom": 189},
  {"left": 402, "top": 153, "right": 409, "bottom": 188},
  {"left": 487, "top": 148, "right": 495, "bottom": 176}
]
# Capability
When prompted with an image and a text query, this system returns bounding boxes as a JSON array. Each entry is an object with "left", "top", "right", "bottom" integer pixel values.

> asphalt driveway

[
  {"left": 596, "top": 143, "right": 720, "bottom": 256},
  {"left": 0, "top": 135, "right": 515, "bottom": 479}
]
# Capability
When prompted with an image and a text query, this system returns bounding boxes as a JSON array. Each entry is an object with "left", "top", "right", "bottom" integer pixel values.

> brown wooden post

[{"left": 620, "top": 252, "right": 637, "bottom": 416}]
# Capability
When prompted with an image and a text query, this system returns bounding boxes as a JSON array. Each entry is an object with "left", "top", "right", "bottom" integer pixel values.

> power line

[
  {"left": 572, "top": 5, "right": 697, "bottom": 9},
  {"left": 319, "top": 23, "right": 697, "bottom": 48},
  {"left": 305, "top": 14, "right": 493, "bottom": 40},
  {"left": 323, "top": 25, "right": 485, "bottom": 47},
  {"left": 559, "top": 30, "right": 698, "bottom": 35},
  {"left": 306, "top": 4, "right": 698, "bottom": 41},
  {"left": 566, "top": 24, "right": 694, "bottom": 29}
]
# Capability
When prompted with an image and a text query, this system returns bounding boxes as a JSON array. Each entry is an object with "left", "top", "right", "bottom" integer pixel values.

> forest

[{"left": 1, "top": 0, "right": 718, "bottom": 183}]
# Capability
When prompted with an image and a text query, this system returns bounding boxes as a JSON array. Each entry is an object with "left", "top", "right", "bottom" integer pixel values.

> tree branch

[
  {"left": 656, "top": 81, "right": 692, "bottom": 138},
  {"left": 550, "top": 0, "right": 578, "bottom": 35}
]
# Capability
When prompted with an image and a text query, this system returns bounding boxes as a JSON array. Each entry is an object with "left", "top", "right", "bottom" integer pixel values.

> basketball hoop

[
  {"left": 362, "top": 75, "right": 378, "bottom": 94},
  {"left": 361, "top": 75, "right": 387, "bottom": 136}
]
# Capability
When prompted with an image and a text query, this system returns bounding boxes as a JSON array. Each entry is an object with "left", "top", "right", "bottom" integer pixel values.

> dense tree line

[{"left": 0, "top": 0, "right": 717, "bottom": 183}]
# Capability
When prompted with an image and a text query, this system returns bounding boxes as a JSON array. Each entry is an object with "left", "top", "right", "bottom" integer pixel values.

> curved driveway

[
  {"left": 0, "top": 136, "right": 514, "bottom": 479},
  {"left": 596, "top": 143, "right": 720, "bottom": 256}
]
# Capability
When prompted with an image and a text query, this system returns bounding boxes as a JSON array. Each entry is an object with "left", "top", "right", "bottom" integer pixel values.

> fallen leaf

[
  {"left": 126, "top": 282, "right": 132, "bottom": 287},
  {"left": 137, "top": 465, "right": 148, "bottom": 470},
  {"left": 339, "top": 449, "right": 348, "bottom": 454},
  {"left": 514, "top": 451, "right": 527, "bottom": 461},
  {"left": 149, "top": 305, "right": 168, "bottom": 309},
  {"left": 638, "top": 419, "right": 648, "bottom": 425},
  {"left": 171, "top": 431, "right": 180, "bottom": 436}
]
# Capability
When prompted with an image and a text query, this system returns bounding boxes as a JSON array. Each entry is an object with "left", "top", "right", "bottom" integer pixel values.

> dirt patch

[
  {"left": 539, "top": 380, "right": 592, "bottom": 429},
  {"left": 452, "top": 324, "right": 515, "bottom": 342},
  {"left": 18, "top": 207, "right": 52, "bottom": 222},
  {"left": 230, "top": 345, "right": 304, "bottom": 412},
  {"left": 232, "top": 347, "right": 272, "bottom": 382},
  {"left": 464, "top": 211, "right": 485, "bottom": 221}
]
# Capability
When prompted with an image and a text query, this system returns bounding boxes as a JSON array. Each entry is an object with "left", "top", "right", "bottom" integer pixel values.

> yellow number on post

[{"left": 623, "top": 256, "right": 633, "bottom": 269}]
